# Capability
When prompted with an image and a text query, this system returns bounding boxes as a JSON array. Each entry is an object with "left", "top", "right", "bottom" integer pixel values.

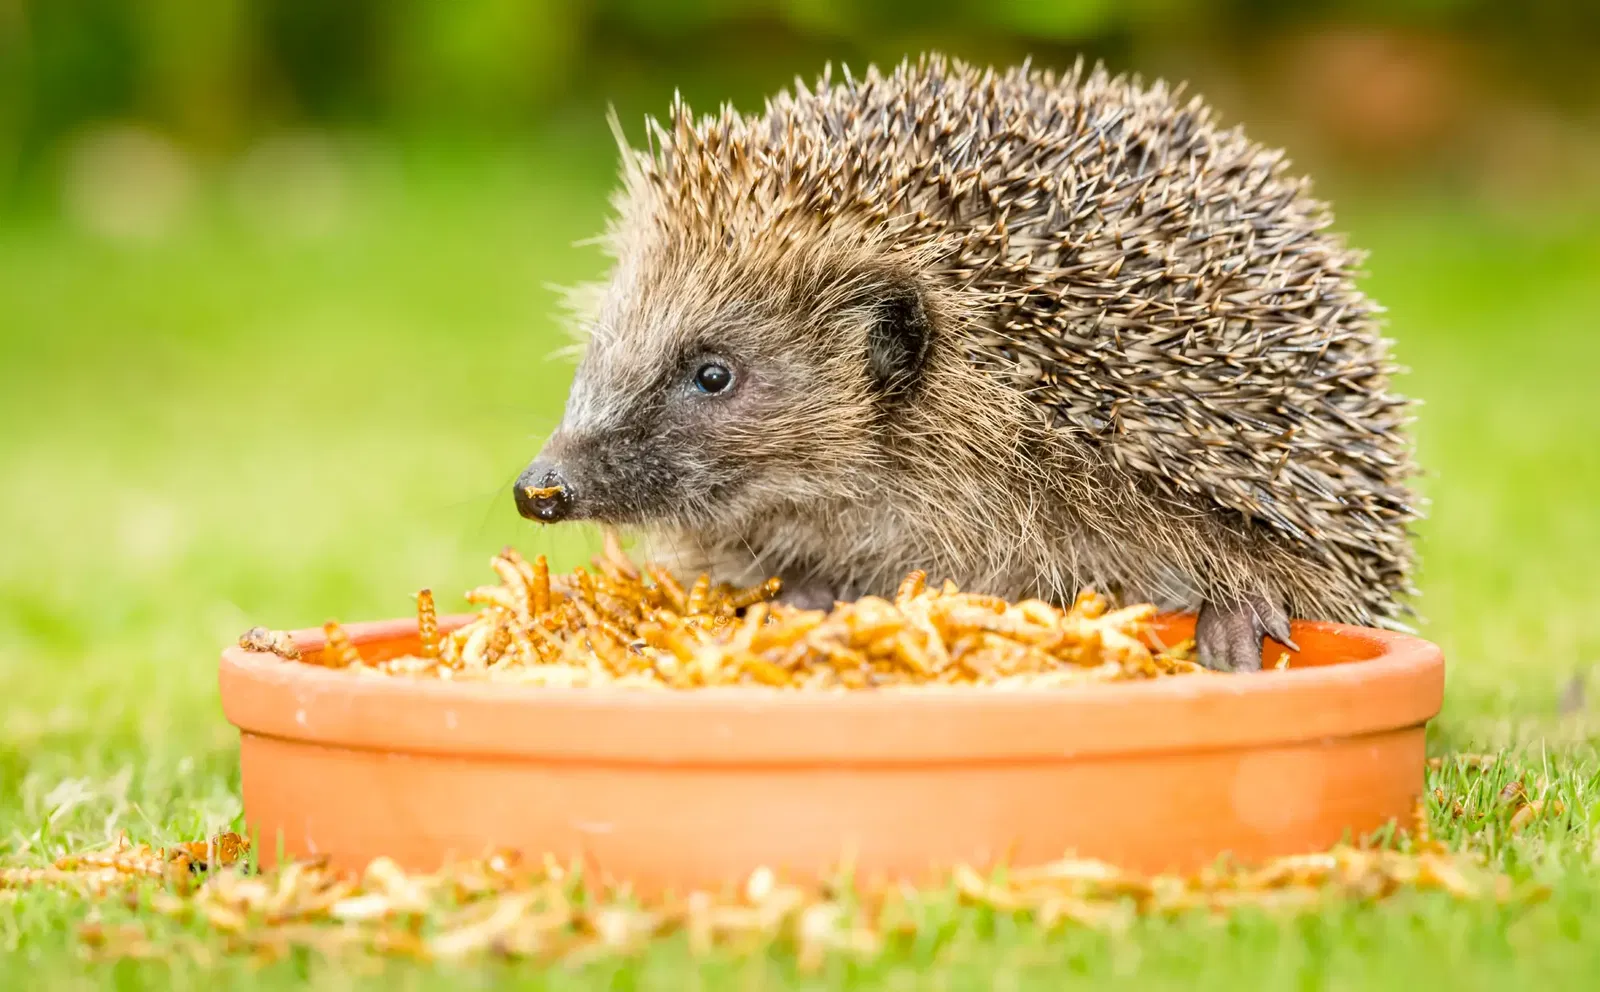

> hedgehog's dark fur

[{"left": 521, "top": 54, "right": 1420, "bottom": 671}]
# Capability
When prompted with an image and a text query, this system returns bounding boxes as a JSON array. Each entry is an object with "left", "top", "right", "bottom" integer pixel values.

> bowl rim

[{"left": 220, "top": 613, "right": 1444, "bottom": 765}]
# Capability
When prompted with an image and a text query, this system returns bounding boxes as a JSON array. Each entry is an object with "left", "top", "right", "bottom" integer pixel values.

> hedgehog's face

[{"left": 514, "top": 254, "right": 934, "bottom": 531}]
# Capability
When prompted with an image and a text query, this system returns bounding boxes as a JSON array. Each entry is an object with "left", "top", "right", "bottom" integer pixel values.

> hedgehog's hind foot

[{"left": 1195, "top": 592, "right": 1299, "bottom": 672}]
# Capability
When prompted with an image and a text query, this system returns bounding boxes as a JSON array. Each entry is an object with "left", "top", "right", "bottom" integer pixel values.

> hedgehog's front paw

[{"left": 1195, "top": 592, "right": 1299, "bottom": 672}]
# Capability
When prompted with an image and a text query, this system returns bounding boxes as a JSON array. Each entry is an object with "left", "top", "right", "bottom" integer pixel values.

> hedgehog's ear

[{"left": 865, "top": 283, "right": 932, "bottom": 402}]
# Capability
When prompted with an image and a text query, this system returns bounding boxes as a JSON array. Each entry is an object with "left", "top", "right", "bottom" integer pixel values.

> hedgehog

[{"left": 513, "top": 54, "right": 1419, "bottom": 672}]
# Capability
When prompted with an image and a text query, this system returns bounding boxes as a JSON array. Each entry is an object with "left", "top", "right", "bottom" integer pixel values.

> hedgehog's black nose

[{"left": 514, "top": 462, "right": 574, "bottom": 523}]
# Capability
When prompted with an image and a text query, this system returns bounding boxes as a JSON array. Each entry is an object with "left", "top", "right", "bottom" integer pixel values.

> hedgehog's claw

[{"left": 1195, "top": 593, "right": 1298, "bottom": 672}]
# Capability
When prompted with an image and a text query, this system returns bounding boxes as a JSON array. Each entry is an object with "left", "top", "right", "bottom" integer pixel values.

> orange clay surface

[{"left": 220, "top": 611, "right": 1443, "bottom": 894}]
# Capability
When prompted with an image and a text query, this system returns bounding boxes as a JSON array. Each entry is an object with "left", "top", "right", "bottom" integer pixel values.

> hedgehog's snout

[{"left": 514, "top": 460, "right": 574, "bottom": 523}]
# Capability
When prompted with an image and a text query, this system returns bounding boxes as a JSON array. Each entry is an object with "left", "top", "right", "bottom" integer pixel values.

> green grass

[{"left": 2, "top": 143, "right": 1599, "bottom": 988}]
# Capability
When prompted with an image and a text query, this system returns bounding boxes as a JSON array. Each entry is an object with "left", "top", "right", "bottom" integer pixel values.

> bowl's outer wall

[
  {"left": 222, "top": 615, "right": 1444, "bottom": 890},
  {"left": 239, "top": 727, "right": 1424, "bottom": 888}
]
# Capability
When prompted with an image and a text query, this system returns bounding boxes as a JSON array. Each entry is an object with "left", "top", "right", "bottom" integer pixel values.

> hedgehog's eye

[{"left": 692, "top": 362, "right": 734, "bottom": 395}]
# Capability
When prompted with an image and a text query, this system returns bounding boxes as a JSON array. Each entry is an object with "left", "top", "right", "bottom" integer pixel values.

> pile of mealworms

[{"left": 241, "top": 535, "right": 1208, "bottom": 688}]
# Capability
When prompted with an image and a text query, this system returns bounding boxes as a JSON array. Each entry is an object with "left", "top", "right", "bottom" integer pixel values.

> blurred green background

[
  {"left": 1, "top": 0, "right": 1599, "bottom": 808},
  {"left": 4, "top": 0, "right": 1600, "bottom": 202}
]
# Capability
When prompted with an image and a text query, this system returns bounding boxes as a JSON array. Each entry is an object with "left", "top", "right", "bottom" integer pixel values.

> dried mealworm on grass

[
  {"left": 1427, "top": 753, "right": 1499, "bottom": 772},
  {"left": 1509, "top": 799, "right": 1564, "bottom": 833}
]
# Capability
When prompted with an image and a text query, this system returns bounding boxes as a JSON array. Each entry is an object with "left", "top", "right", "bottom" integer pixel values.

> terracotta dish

[{"left": 220, "top": 614, "right": 1444, "bottom": 892}]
